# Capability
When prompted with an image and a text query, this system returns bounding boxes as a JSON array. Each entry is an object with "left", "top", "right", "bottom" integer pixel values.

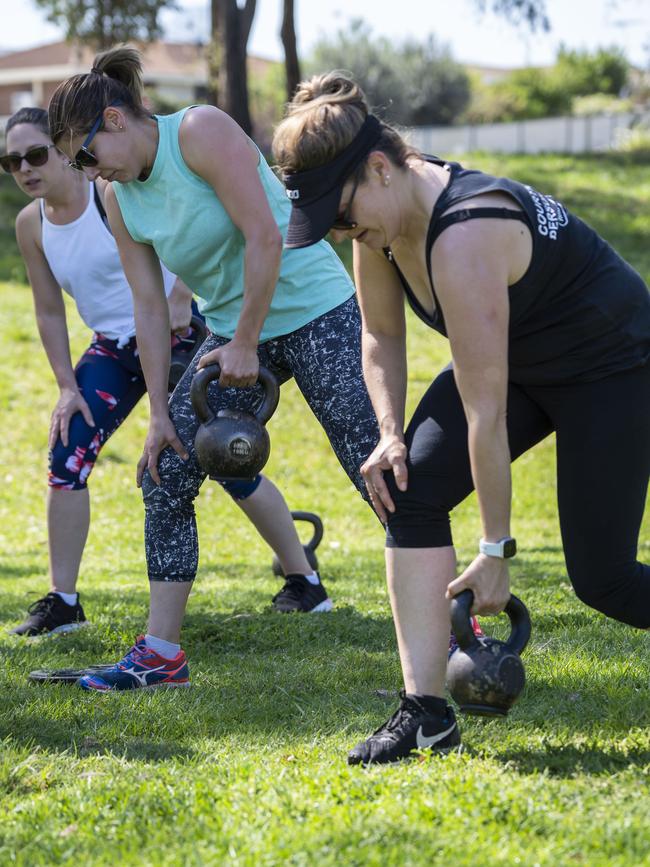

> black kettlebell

[
  {"left": 271, "top": 511, "right": 323, "bottom": 576},
  {"left": 168, "top": 316, "right": 208, "bottom": 391},
  {"left": 447, "top": 589, "right": 531, "bottom": 717},
  {"left": 190, "top": 362, "right": 279, "bottom": 481}
]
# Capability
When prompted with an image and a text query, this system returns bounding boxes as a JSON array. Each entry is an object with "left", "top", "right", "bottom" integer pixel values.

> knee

[
  {"left": 569, "top": 560, "right": 650, "bottom": 629},
  {"left": 384, "top": 473, "right": 453, "bottom": 548},
  {"left": 220, "top": 475, "right": 262, "bottom": 500},
  {"left": 49, "top": 440, "right": 98, "bottom": 490}
]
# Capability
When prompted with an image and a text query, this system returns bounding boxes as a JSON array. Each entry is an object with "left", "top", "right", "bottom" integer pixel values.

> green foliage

[
  {"left": 553, "top": 46, "right": 629, "bottom": 98},
  {"left": 471, "top": 0, "right": 549, "bottom": 31},
  {"left": 0, "top": 173, "right": 27, "bottom": 283},
  {"left": 0, "top": 156, "right": 649, "bottom": 865},
  {"left": 465, "top": 46, "right": 631, "bottom": 124},
  {"left": 34, "top": 0, "right": 178, "bottom": 48},
  {"left": 308, "top": 20, "right": 470, "bottom": 127},
  {"left": 466, "top": 67, "right": 571, "bottom": 123}
]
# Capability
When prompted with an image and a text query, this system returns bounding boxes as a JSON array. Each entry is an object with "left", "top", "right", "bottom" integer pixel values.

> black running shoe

[
  {"left": 271, "top": 574, "right": 333, "bottom": 613},
  {"left": 348, "top": 690, "right": 460, "bottom": 765},
  {"left": 10, "top": 592, "right": 88, "bottom": 636}
]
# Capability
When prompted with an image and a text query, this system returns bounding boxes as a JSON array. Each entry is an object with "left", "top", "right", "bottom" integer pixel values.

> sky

[{"left": 4, "top": 0, "right": 650, "bottom": 69}]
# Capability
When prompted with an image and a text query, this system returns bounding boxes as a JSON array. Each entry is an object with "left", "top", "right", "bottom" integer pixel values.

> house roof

[{"left": 0, "top": 39, "right": 274, "bottom": 82}]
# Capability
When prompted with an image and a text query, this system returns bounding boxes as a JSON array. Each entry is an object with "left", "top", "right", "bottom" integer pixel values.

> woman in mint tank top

[
  {"left": 3, "top": 107, "right": 313, "bottom": 641},
  {"left": 46, "top": 45, "right": 386, "bottom": 692}
]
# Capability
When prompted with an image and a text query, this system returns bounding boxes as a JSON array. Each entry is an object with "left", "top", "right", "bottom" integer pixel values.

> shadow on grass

[{"left": 496, "top": 744, "right": 650, "bottom": 777}]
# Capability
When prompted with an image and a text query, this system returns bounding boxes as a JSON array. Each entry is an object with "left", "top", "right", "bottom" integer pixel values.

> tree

[
  {"left": 309, "top": 21, "right": 470, "bottom": 127},
  {"left": 553, "top": 46, "right": 629, "bottom": 97},
  {"left": 471, "top": 0, "right": 549, "bottom": 31},
  {"left": 208, "top": 0, "right": 256, "bottom": 135},
  {"left": 281, "top": 0, "right": 301, "bottom": 100},
  {"left": 34, "top": 0, "right": 177, "bottom": 48}
]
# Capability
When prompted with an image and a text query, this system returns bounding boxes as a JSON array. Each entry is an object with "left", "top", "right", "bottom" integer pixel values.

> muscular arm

[
  {"left": 432, "top": 221, "right": 512, "bottom": 543},
  {"left": 16, "top": 204, "right": 76, "bottom": 391},
  {"left": 16, "top": 203, "right": 95, "bottom": 444},
  {"left": 353, "top": 241, "right": 409, "bottom": 519},
  {"left": 104, "top": 183, "right": 188, "bottom": 483},
  {"left": 179, "top": 106, "right": 283, "bottom": 385},
  {"left": 432, "top": 220, "right": 514, "bottom": 612}
]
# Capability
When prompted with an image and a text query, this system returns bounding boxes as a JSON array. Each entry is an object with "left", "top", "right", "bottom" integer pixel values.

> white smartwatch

[{"left": 479, "top": 537, "right": 517, "bottom": 559}]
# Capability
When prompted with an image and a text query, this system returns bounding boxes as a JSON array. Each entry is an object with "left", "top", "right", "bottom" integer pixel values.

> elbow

[{"left": 251, "top": 226, "right": 283, "bottom": 261}]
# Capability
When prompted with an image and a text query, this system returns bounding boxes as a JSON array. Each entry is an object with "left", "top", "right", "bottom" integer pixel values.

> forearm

[
  {"left": 35, "top": 312, "right": 77, "bottom": 391},
  {"left": 232, "top": 233, "right": 282, "bottom": 347},
  {"left": 467, "top": 413, "right": 512, "bottom": 540},
  {"left": 362, "top": 330, "right": 407, "bottom": 439},
  {"left": 134, "top": 292, "right": 172, "bottom": 418}
]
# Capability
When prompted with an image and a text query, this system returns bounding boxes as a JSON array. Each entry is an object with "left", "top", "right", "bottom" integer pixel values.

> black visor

[{"left": 282, "top": 114, "right": 383, "bottom": 248}]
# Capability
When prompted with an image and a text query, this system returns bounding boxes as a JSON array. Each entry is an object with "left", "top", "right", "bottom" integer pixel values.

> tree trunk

[
  {"left": 206, "top": 0, "right": 221, "bottom": 106},
  {"left": 281, "top": 0, "right": 301, "bottom": 99},
  {"left": 216, "top": 0, "right": 256, "bottom": 135}
]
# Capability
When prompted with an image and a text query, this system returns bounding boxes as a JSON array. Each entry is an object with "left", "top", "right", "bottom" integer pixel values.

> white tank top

[{"left": 40, "top": 181, "right": 176, "bottom": 342}]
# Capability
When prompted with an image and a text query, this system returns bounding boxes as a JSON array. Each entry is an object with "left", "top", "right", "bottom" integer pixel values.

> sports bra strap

[
  {"left": 93, "top": 182, "right": 112, "bottom": 233},
  {"left": 428, "top": 206, "right": 528, "bottom": 251}
]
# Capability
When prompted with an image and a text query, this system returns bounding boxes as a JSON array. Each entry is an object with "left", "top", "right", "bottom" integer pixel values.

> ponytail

[{"left": 49, "top": 45, "right": 147, "bottom": 145}]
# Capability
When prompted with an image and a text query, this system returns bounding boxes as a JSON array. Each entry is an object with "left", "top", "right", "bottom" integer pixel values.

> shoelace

[
  {"left": 373, "top": 692, "right": 422, "bottom": 737},
  {"left": 273, "top": 577, "right": 306, "bottom": 602},
  {"left": 27, "top": 594, "right": 58, "bottom": 616},
  {"left": 116, "top": 642, "right": 150, "bottom": 670}
]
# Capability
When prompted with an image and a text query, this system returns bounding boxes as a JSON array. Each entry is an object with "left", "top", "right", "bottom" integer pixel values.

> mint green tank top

[{"left": 113, "top": 108, "right": 354, "bottom": 341}]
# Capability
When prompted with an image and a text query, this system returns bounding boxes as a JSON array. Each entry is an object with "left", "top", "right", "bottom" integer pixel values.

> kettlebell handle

[
  {"left": 450, "top": 589, "right": 531, "bottom": 656},
  {"left": 290, "top": 511, "right": 324, "bottom": 551},
  {"left": 190, "top": 362, "right": 280, "bottom": 427},
  {"left": 189, "top": 315, "right": 208, "bottom": 344}
]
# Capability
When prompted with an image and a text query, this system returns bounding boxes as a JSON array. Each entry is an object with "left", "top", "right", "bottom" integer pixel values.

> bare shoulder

[
  {"left": 15, "top": 199, "right": 41, "bottom": 245},
  {"left": 179, "top": 104, "right": 244, "bottom": 147}
]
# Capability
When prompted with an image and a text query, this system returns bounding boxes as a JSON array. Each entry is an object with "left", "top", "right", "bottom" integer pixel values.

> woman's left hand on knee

[{"left": 446, "top": 555, "right": 510, "bottom": 615}]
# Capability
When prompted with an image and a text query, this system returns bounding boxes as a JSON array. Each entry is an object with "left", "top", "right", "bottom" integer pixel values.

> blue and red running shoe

[
  {"left": 448, "top": 617, "right": 484, "bottom": 658},
  {"left": 77, "top": 636, "right": 190, "bottom": 691}
]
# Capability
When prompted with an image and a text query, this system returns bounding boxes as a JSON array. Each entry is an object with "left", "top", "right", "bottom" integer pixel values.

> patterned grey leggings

[{"left": 142, "top": 298, "right": 379, "bottom": 581}]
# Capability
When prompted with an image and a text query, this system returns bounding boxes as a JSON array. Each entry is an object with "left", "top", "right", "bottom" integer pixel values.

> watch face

[{"left": 503, "top": 538, "right": 517, "bottom": 558}]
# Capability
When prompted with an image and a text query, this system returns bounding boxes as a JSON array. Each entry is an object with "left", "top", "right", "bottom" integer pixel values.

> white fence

[{"left": 408, "top": 111, "right": 650, "bottom": 155}]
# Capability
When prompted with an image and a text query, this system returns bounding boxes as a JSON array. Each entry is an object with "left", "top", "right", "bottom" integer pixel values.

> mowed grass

[{"left": 0, "top": 154, "right": 649, "bottom": 866}]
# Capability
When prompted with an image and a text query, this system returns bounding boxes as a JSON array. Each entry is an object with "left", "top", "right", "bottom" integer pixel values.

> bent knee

[
  {"left": 49, "top": 443, "right": 97, "bottom": 490},
  {"left": 570, "top": 561, "right": 650, "bottom": 629},
  {"left": 384, "top": 475, "right": 453, "bottom": 548}
]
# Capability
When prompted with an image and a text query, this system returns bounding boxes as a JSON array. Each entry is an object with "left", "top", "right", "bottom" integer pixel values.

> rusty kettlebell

[
  {"left": 447, "top": 589, "right": 531, "bottom": 717},
  {"left": 168, "top": 316, "right": 208, "bottom": 391},
  {"left": 190, "top": 362, "right": 279, "bottom": 481},
  {"left": 271, "top": 511, "right": 323, "bottom": 576}
]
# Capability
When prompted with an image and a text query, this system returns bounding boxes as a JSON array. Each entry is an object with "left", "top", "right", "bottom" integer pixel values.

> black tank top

[{"left": 385, "top": 157, "right": 650, "bottom": 385}]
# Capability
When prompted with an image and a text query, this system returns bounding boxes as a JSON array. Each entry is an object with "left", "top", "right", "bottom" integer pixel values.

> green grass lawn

[{"left": 0, "top": 155, "right": 649, "bottom": 865}]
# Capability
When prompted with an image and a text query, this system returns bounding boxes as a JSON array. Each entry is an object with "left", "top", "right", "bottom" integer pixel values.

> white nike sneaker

[{"left": 348, "top": 690, "right": 460, "bottom": 765}]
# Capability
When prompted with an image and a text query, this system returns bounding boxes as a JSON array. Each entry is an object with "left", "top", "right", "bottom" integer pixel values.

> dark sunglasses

[
  {"left": 69, "top": 99, "right": 122, "bottom": 171},
  {"left": 331, "top": 170, "right": 363, "bottom": 231},
  {"left": 0, "top": 144, "right": 55, "bottom": 174}
]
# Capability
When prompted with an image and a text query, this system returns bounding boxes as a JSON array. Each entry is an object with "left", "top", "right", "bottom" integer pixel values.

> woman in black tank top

[{"left": 274, "top": 72, "right": 650, "bottom": 766}]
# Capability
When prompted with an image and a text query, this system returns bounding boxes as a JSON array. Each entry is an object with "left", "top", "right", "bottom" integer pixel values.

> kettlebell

[
  {"left": 168, "top": 316, "right": 208, "bottom": 391},
  {"left": 271, "top": 511, "right": 323, "bottom": 576},
  {"left": 447, "top": 589, "right": 531, "bottom": 717},
  {"left": 190, "top": 362, "right": 279, "bottom": 481}
]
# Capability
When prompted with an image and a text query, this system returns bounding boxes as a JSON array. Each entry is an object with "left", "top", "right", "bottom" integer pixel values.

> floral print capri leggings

[{"left": 142, "top": 297, "right": 380, "bottom": 582}]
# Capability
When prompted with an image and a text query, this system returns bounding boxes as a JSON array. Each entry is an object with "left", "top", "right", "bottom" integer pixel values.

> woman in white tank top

[{"left": 4, "top": 108, "right": 321, "bottom": 639}]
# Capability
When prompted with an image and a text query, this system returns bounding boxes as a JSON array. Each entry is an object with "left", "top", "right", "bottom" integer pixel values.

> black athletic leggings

[{"left": 385, "top": 362, "right": 650, "bottom": 629}]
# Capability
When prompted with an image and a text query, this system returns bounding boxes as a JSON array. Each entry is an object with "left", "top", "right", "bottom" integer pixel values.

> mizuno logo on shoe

[
  {"left": 416, "top": 722, "right": 457, "bottom": 749},
  {"left": 121, "top": 664, "right": 167, "bottom": 685}
]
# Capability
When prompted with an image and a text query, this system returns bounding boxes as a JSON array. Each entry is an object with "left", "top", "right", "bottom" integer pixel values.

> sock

[
  {"left": 304, "top": 571, "right": 320, "bottom": 586},
  {"left": 54, "top": 591, "right": 78, "bottom": 607},
  {"left": 408, "top": 693, "right": 448, "bottom": 716},
  {"left": 145, "top": 634, "right": 181, "bottom": 659}
]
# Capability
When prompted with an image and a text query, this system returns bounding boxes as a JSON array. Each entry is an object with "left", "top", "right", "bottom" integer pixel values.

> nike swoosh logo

[{"left": 416, "top": 722, "right": 457, "bottom": 749}]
